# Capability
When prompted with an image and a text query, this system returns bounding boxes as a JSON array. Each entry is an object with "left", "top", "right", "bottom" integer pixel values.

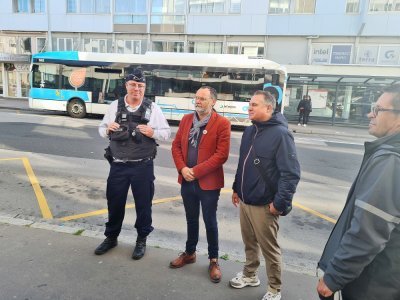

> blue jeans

[
  {"left": 181, "top": 180, "right": 220, "bottom": 259},
  {"left": 105, "top": 160, "right": 155, "bottom": 238}
]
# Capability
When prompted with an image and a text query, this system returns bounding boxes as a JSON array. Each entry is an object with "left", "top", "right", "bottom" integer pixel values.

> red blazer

[{"left": 171, "top": 111, "right": 231, "bottom": 190}]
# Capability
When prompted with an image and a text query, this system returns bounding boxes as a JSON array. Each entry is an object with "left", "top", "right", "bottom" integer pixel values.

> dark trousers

[
  {"left": 105, "top": 160, "right": 155, "bottom": 238},
  {"left": 298, "top": 110, "right": 310, "bottom": 124},
  {"left": 181, "top": 181, "right": 220, "bottom": 259}
]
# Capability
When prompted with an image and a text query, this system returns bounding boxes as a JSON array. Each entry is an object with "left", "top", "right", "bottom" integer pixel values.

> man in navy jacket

[{"left": 230, "top": 90, "right": 300, "bottom": 300}]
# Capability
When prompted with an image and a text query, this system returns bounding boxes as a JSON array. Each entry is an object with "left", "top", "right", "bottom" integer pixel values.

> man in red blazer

[{"left": 170, "top": 86, "right": 231, "bottom": 283}]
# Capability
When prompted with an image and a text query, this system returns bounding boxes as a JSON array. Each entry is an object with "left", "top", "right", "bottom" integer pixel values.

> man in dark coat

[{"left": 317, "top": 84, "right": 400, "bottom": 300}]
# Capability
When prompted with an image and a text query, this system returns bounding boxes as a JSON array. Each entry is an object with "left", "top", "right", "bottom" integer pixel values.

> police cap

[{"left": 125, "top": 68, "right": 146, "bottom": 83}]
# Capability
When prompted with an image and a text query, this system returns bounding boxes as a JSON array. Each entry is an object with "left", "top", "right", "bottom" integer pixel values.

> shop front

[
  {"left": 284, "top": 65, "right": 400, "bottom": 125},
  {"left": 0, "top": 53, "right": 31, "bottom": 98}
]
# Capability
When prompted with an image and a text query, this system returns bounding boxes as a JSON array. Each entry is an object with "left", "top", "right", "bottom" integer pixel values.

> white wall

[{"left": 267, "top": 37, "right": 308, "bottom": 64}]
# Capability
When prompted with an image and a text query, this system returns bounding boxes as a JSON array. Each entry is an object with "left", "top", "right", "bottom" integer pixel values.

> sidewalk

[
  {"left": 0, "top": 216, "right": 318, "bottom": 300},
  {"left": 0, "top": 97, "right": 371, "bottom": 140}
]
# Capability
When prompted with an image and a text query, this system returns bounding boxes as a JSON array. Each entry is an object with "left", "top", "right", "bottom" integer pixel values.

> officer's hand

[
  {"left": 269, "top": 203, "right": 282, "bottom": 215},
  {"left": 317, "top": 277, "right": 333, "bottom": 298},
  {"left": 137, "top": 124, "right": 154, "bottom": 138},
  {"left": 181, "top": 167, "right": 195, "bottom": 182},
  {"left": 232, "top": 192, "right": 241, "bottom": 207},
  {"left": 107, "top": 122, "right": 120, "bottom": 134}
]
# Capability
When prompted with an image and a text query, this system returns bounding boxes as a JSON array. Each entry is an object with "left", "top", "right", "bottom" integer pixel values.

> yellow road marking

[
  {"left": 60, "top": 189, "right": 336, "bottom": 224},
  {"left": 60, "top": 195, "right": 183, "bottom": 221},
  {"left": 0, "top": 157, "right": 53, "bottom": 219},
  {"left": 0, "top": 158, "right": 335, "bottom": 224},
  {"left": 223, "top": 188, "right": 336, "bottom": 224},
  {"left": 21, "top": 157, "right": 53, "bottom": 219},
  {"left": 293, "top": 202, "right": 336, "bottom": 224},
  {"left": 0, "top": 157, "right": 25, "bottom": 161}
]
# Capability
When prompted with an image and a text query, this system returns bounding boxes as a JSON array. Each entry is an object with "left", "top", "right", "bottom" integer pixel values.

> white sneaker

[
  {"left": 303, "top": 124, "right": 307, "bottom": 127},
  {"left": 297, "top": 123, "right": 301, "bottom": 126},
  {"left": 229, "top": 271, "right": 260, "bottom": 289},
  {"left": 261, "top": 291, "right": 282, "bottom": 300}
]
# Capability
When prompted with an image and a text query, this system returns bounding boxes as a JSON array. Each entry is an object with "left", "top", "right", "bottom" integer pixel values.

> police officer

[{"left": 96, "top": 68, "right": 171, "bottom": 259}]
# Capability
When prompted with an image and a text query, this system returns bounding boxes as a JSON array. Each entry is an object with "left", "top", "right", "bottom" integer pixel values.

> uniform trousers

[{"left": 105, "top": 159, "right": 155, "bottom": 239}]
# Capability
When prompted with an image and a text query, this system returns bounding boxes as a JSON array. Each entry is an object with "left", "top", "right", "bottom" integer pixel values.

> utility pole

[{"left": 47, "top": 0, "right": 52, "bottom": 51}]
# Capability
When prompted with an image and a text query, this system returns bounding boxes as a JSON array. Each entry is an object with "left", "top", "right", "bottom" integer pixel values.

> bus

[{"left": 29, "top": 51, "right": 286, "bottom": 126}]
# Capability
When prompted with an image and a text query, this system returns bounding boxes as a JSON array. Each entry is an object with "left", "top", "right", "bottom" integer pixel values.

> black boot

[
  {"left": 132, "top": 236, "right": 147, "bottom": 260},
  {"left": 94, "top": 237, "right": 118, "bottom": 255}
]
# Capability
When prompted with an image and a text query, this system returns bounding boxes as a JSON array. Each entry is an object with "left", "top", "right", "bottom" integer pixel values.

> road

[{"left": 0, "top": 109, "right": 366, "bottom": 275}]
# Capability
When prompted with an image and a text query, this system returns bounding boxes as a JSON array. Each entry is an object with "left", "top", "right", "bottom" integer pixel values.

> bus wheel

[{"left": 67, "top": 99, "right": 86, "bottom": 118}]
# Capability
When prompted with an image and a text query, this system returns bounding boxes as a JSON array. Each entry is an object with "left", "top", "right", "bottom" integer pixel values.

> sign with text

[
  {"left": 0, "top": 53, "right": 30, "bottom": 62},
  {"left": 330, "top": 45, "right": 352, "bottom": 64},
  {"left": 378, "top": 45, "right": 400, "bottom": 65},
  {"left": 356, "top": 45, "right": 379, "bottom": 65},
  {"left": 310, "top": 44, "right": 330, "bottom": 64}
]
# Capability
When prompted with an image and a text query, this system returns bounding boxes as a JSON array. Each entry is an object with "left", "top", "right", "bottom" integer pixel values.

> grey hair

[
  {"left": 383, "top": 84, "right": 400, "bottom": 110},
  {"left": 254, "top": 90, "right": 276, "bottom": 110},
  {"left": 199, "top": 86, "right": 218, "bottom": 101}
]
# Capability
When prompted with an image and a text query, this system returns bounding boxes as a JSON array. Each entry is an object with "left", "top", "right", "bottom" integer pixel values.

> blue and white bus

[{"left": 30, "top": 51, "right": 286, "bottom": 126}]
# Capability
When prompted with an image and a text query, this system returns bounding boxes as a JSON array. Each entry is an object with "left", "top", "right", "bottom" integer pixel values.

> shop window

[
  {"left": 21, "top": 72, "right": 30, "bottom": 97},
  {"left": 0, "top": 69, "right": 3, "bottom": 95}
]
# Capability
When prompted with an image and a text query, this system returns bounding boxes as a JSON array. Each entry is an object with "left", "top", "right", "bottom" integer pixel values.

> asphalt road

[{"left": 0, "top": 109, "right": 366, "bottom": 275}]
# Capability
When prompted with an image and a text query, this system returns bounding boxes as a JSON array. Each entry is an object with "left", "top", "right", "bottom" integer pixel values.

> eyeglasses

[
  {"left": 371, "top": 105, "right": 400, "bottom": 117},
  {"left": 127, "top": 82, "right": 145, "bottom": 90},
  {"left": 194, "top": 96, "right": 210, "bottom": 102}
]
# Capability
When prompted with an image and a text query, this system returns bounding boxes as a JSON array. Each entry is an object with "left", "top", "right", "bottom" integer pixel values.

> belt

[{"left": 114, "top": 157, "right": 153, "bottom": 164}]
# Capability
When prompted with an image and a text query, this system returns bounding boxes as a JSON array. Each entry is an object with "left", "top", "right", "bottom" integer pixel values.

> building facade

[{"left": 1, "top": 0, "right": 399, "bottom": 124}]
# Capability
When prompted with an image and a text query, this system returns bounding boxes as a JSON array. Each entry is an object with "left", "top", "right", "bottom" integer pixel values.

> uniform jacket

[
  {"left": 171, "top": 110, "right": 231, "bottom": 190},
  {"left": 318, "top": 132, "right": 400, "bottom": 300},
  {"left": 232, "top": 112, "right": 300, "bottom": 212}
]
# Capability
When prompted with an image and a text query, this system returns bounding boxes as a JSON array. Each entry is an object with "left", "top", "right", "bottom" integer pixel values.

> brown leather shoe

[
  {"left": 209, "top": 259, "right": 222, "bottom": 283},
  {"left": 169, "top": 252, "right": 196, "bottom": 268}
]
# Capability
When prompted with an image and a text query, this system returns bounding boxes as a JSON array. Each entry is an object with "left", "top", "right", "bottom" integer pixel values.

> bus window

[
  {"left": 44, "top": 64, "right": 61, "bottom": 89},
  {"left": 32, "top": 64, "right": 43, "bottom": 88}
]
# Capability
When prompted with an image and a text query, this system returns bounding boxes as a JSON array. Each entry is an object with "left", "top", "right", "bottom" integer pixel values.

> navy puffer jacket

[{"left": 232, "top": 113, "right": 300, "bottom": 212}]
